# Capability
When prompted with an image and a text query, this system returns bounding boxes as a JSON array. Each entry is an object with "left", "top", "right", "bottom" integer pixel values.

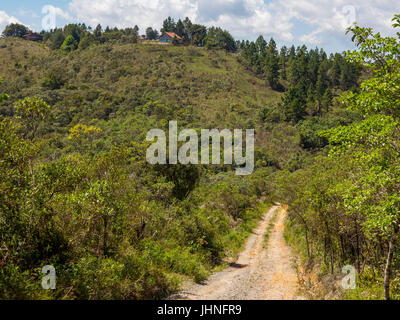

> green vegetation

[
  {"left": 277, "top": 14, "right": 400, "bottom": 300},
  {"left": 1, "top": 12, "right": 400, "bottom": 300},
  {"left": 2, "top": 23, "right": 31, "bottom": 38},
  {"left": 0, "top": 17, "right": 235, "bottom": 53},
  {"left": 0, "top": 29, "right": 279, "bottom": 299},
  {"left": 263, "top": 210, "right": 279, "bottom": 248}
]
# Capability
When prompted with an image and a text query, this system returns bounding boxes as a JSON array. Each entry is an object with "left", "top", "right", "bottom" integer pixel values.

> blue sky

[{"left": 1, "top": 1, "right": 400, "bottom": 53}]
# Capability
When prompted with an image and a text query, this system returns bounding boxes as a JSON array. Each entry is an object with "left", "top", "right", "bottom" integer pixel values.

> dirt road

[{"left": 173, "top": 205, "right": 305, "bottom": 300}]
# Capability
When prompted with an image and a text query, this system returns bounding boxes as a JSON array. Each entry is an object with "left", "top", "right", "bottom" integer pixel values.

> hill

[
  {"left": 0, "top": 37, "right": 306, "bottom": 170},
  {"left": 2, "top": 14, "right": 400, "bottom": 301},
  {"left": 0, "top": 36, "right": 362, "bottom": 300},
  {"left": 0, "top": 38, "right": 291, "bottom": 299}
]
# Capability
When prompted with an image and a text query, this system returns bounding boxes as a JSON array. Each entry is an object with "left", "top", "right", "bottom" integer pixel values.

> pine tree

[
  {"left": 265, "top": 38, "right": 280, "bottom": 89},
  {"left": 161, "top": 17, "right": 176, "bottom": 33},
  {"left": 321, "top": 88, "right": 333, "bottom": 112},
  {"left": 94, "top": 24, "right": 102, "bottom": 39},
  {"left": 279, "top": 46, "right": 288, "bottom": 80},
  {"left": 315, "top": 60, "right": 330, "bottom": 114},
  {"left": 175, "top": 19, "right": 185, "bottom": 37},
  {"left": 255, "top": 35, "right": 267, "bottom": 54}
]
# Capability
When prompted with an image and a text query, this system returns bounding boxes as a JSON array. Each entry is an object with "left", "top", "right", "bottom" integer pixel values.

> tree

[
  {"left": 279, "top": 46, "right": 288, "bottom": 80},
  {"left": 322, "top": 15, "right": 400, "bottom": 300},
  {"left": 265, "top": 38, "right": 280, "bottom": 89},
  {"left": 331, "top": 53, "right": 342, "bottom": 86},
  {"left": 49, "top": 29, "right": 65, "bottom": 50},
  {"left": 255, "top": 35, "right": 267, "bottom": 53},
  {"left": 321, "top": 88, "right": 333, "bottom": 113},
  {"left": 288, "top": 46, "right": 309, "bottom": 86},
  {"left": 175, "top": 19, "right": 185, "bottom": 38},
  {"left": 2, "top": 23, "right": 30, "bottom": 38},
  {"left": 281, "top": 84, "right": 307, "bottom": 122},
  {"left": 78, "top": 34, "right": 94, "bottom": 50},
  {"left": 61, "top": 35, "right": 78, "bottom": 52},
  {"left": 42, "top": 68, "right": 67, "bottom": 89},
  {"left": 146, "top": 27, "right": 159, "bottom": 40},
  {"left": 94, "top": 24, "right": 102, "bottom": 39},
  {"left": 183, "top": 17, "right": 193, "bottom": 42},
  {"left": 190, "top": 24, "right": 207, "bottom": 46},
  {"left": 14, "top": 97, "right": 51, "bottom": 141},
  {"left": 161, "top": 17, "right": 176, "bottom": 33},
  {"left": 64, "top": 24, "right": 85, "bottom": 43},
  {"left": 315, "top": 60, "right": 330, "bottom": 113},
  {"left": 14, "top": 97, "right": 51, "bottom": 186},
  {"left": 204, "top": 27, "right": 236, "bottom": 52}
]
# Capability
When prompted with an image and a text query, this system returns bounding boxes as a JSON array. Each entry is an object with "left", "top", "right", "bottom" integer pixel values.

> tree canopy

[{"left": 2, "top": 23, "right": 30, "bottom": 38}]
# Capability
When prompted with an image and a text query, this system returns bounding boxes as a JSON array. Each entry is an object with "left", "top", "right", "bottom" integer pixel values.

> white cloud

[
  {"left": 0, "top": 11, "right": 22, "bottom": 34},
  {"left": 53, "top": 6, "right": 73, "bottom": 21},
  {"left": 269, "top": 0, "right": 400, "bottom": 45},
  {"left": 64, "top": 0, "right": 400, "bottom": 48},
  {"left": 68, "top": 0, "right": 197, "bottom": 30},
  {"left": 195, "top": 0, "right": 294, "bottom": 41}
]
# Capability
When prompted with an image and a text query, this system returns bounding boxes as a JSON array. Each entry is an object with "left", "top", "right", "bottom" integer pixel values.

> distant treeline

[{"left": 1, "top": 17, "right": 237, "bottom": 52}]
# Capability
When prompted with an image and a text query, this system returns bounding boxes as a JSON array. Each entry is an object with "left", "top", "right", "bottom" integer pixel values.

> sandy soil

[{"left": 172, "top": 205, "right": 305, "bottom": 300}]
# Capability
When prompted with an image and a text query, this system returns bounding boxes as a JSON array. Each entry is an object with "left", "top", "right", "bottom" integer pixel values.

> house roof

[
  {"left": 162, "top": 32, "right": 182, "bottom": 40},
  {"left": 23, "top": 33, "right": 43, "bottom": 39}
]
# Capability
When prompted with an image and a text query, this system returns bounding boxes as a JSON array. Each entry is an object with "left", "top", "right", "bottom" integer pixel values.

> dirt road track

[{"left": 172, "top": 205, "right": 305, "bottom": 300}]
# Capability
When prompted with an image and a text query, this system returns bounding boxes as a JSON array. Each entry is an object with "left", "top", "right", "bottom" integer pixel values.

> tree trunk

[
  {"left": 305, "top": 229, "right": 310, "bottom": 258},
  {"left": 354, "top": 216, "right": 361, "bottom": 272},
  {"left": 103, "top": 216, "right": 108, "bottom": 257},
  {"left": 29, "top": 158, "right": 35, "bottom": 186},
  {"left": 384, "top": 236, "right": 395, "bottom": 300}
]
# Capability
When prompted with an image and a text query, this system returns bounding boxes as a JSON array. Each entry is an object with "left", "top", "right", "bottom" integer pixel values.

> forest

[{"left": 0, "top": 13, "right": 399, "bottom": 300}]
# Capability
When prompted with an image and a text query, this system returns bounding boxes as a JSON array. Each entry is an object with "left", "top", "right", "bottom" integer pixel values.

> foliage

[
  {"left": 279, "top": 14, "right": 400, "bottom": 300},
  {"left": 0, "top": 13, "right": 380, "bottom": 300},
  {"left": 0, "top": 77, "right": 9, "bottom": 103},
  {"left": 42, "top": 69, "right": 67, "bottom": 90},
  {"left": 61, "top": 35, "right": 78, "bottom": 52},
  {"left": 2, "top": 23, "right": 30, "bottom": 38},
  {"left": 146, "top": 27, "right": 159, "bottom": 40},
  {"left": 204, "top": 27, "right": 236, "bottom": 52},
  {"left": 0, "top": 32, "right": 281, "bottom": 298},
  {"left": 14, "top": 97, "right": 51, "bottom": 140},
  {"left": 239, "top": 38, "right": 361, "bottom": 121}
]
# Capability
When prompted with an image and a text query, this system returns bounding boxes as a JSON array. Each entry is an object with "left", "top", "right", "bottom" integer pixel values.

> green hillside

[
  {"left": 2, "top": 14, "right": 399, "bottom": 300},
  {"left": 1, "top": 39, "right": 287, "bottom": 151},
  {"left": 0, "top": 38, "right": 290, "bottom": 299}
]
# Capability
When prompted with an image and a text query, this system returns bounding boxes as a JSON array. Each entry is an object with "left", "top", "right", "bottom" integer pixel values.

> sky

[{"left": 1, "top": 0, "right": 400, "bottom": 53}]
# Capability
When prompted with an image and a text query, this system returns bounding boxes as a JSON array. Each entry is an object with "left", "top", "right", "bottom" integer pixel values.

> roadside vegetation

[
  {"left": 1, "top": 13, "right": 399, "bottom": 300},
  {"left": 0, "top": 22, "right": 277, "bottom": 299},
  {"left": 277, "top": 15, "right": 400, "bottom": 300}
]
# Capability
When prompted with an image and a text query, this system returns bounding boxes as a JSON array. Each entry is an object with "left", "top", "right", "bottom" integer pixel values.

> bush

[{"left": 42, "top": 69, "right": 67, "bottom": 89}]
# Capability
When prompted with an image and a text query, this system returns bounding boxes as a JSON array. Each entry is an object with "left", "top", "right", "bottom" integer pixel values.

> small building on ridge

[
  {"left": 23, "top": 33, "right": 43, "bottom": 42},
  {"left": 159, "top": 32, "right": 182, "bottom": 44}
]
